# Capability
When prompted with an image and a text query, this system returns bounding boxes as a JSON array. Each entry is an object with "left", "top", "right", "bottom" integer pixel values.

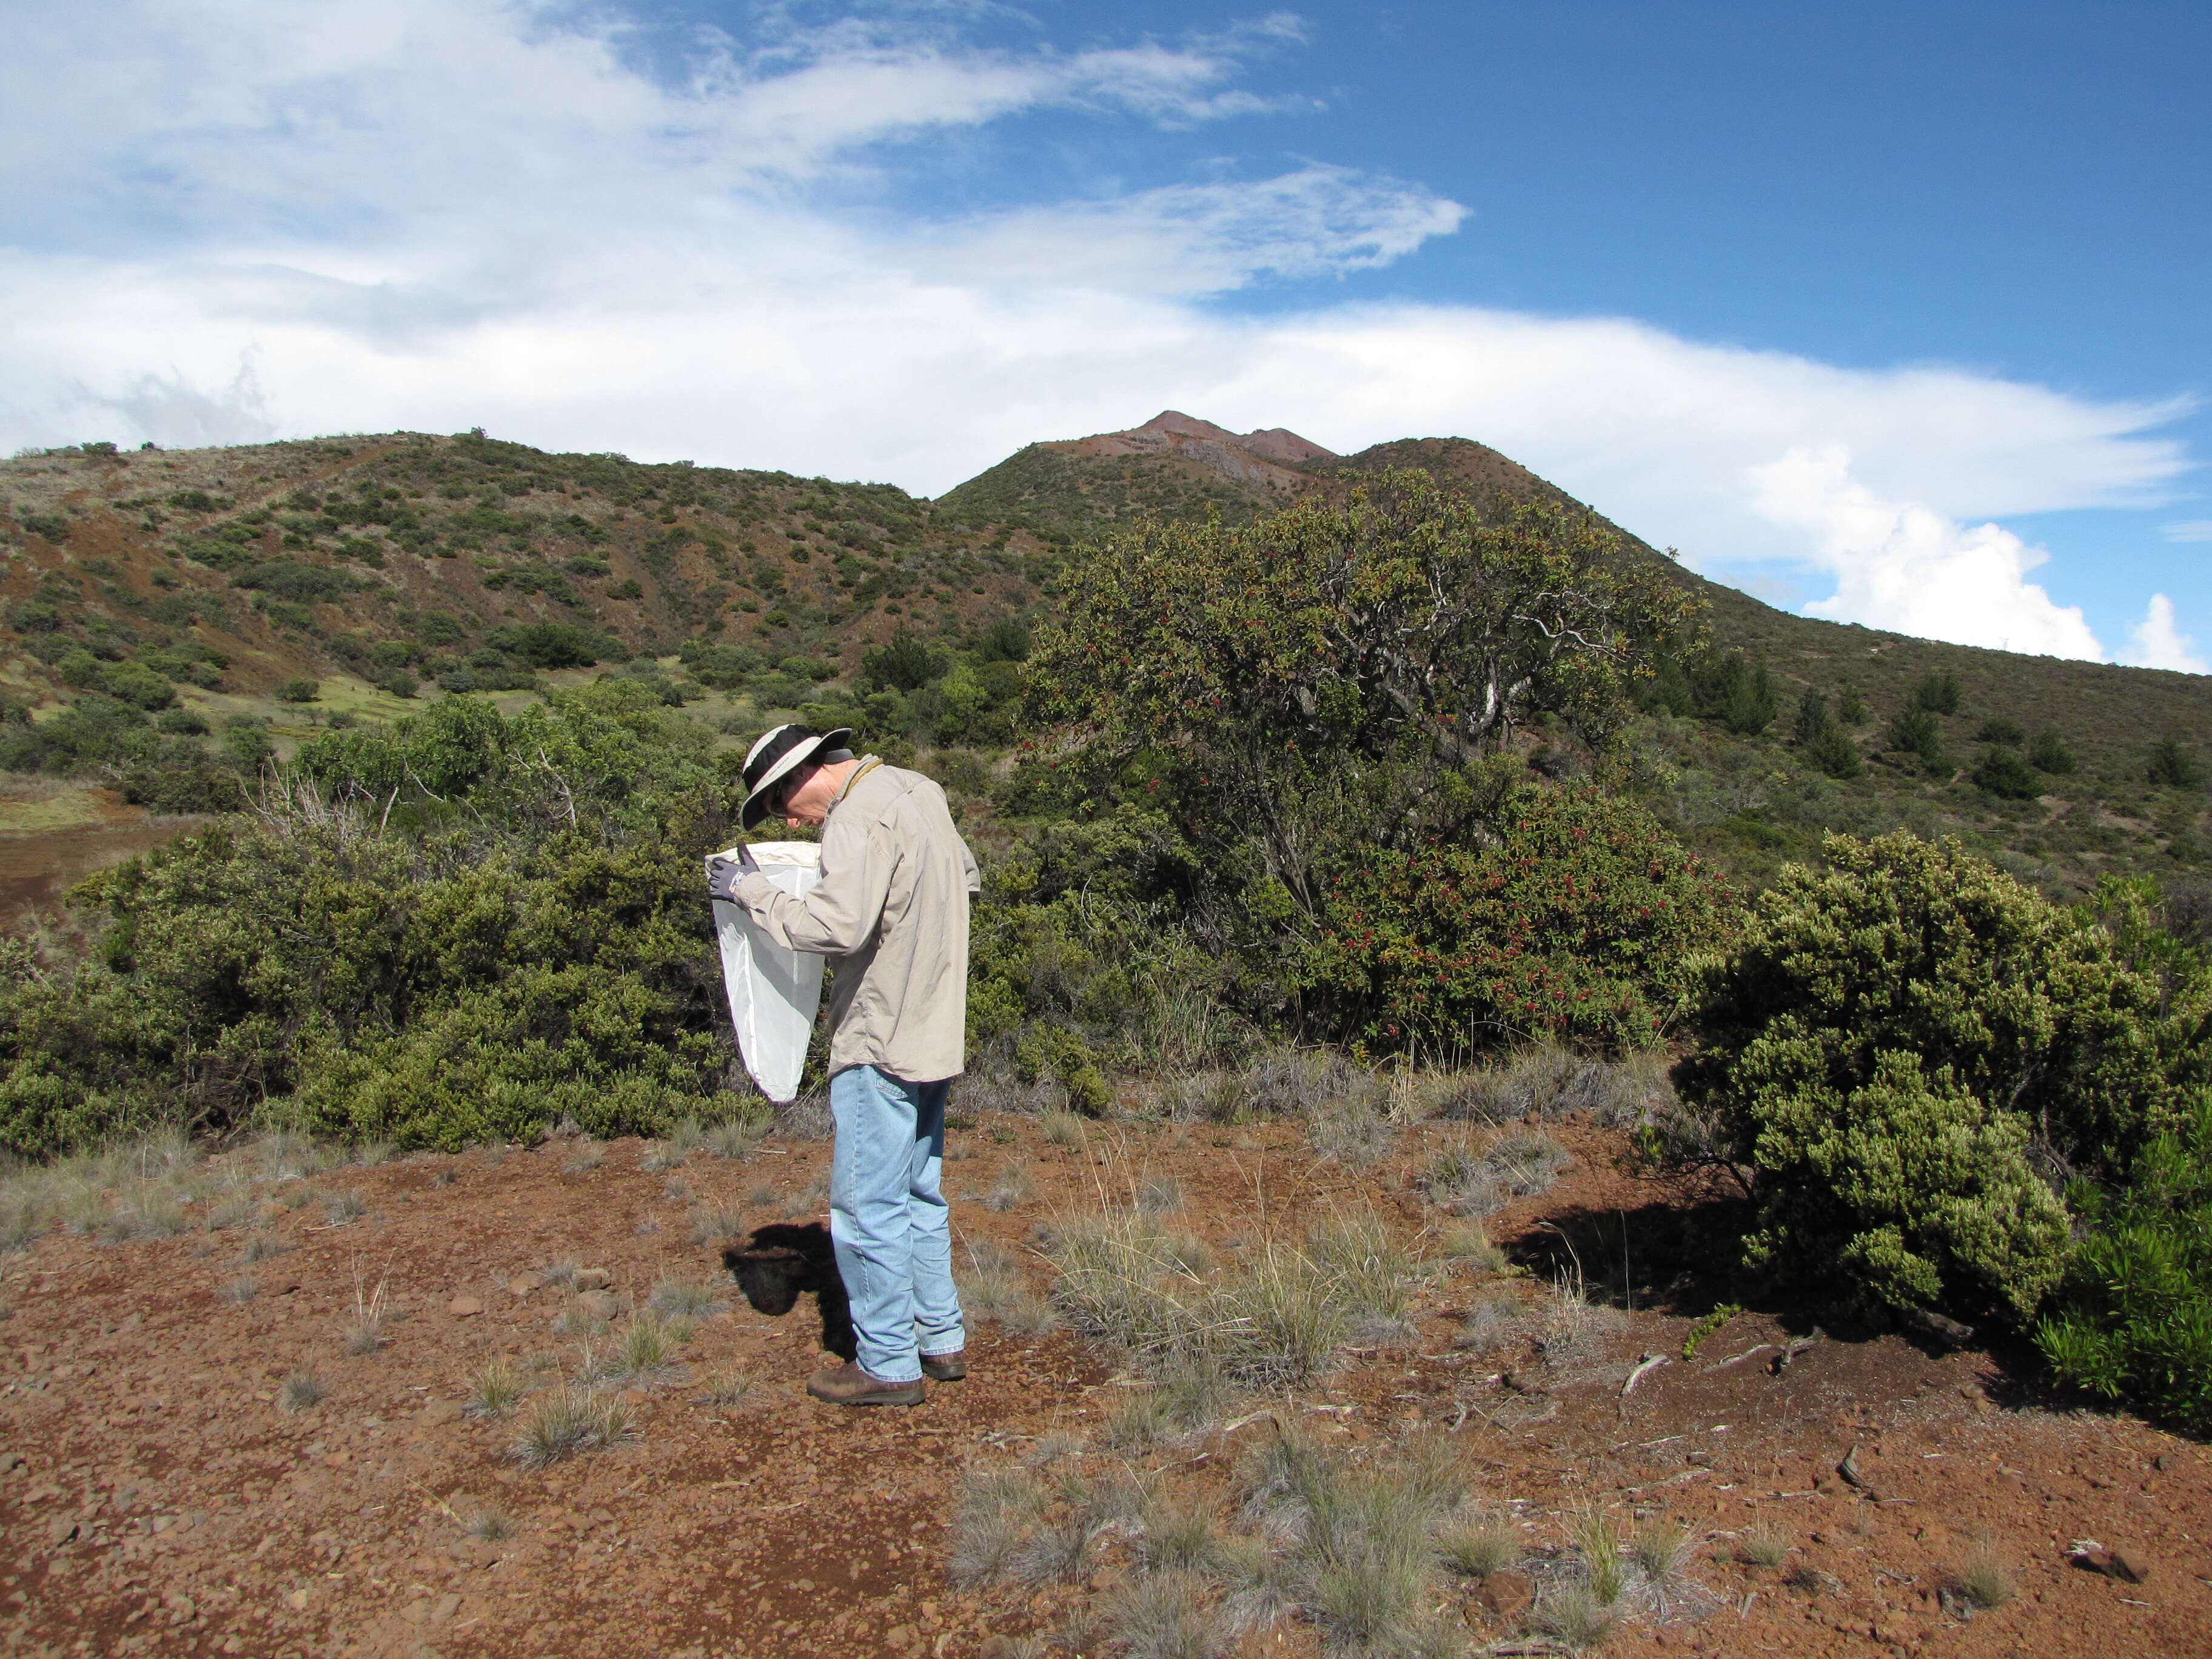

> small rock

[
  {"left": 2070, "top": 1543, "right": 2150, "bottom": 1584},
  {"left": 432, "top": 1592, "right": 462, "bottom": 1625},
  {"left": 572, "top": 1269, "right": 613, "bottom": 1292},
  {"left": 0, "top": 1451, "right": 24, "bottom": 1473},
  {"left": 1500, "top": 1369, "right": 1547, "bottom": 1396},
  {"left": 978, "top": 1640, "right": 1025, "bottom": 1659},
  {"left": 1471, "top": 1570, "right": 1534, "bottom": 1623},
  {"left": 576, "top": 1290, "right": 621, "bottom": 1320},
  {"left": 286, "top": 1589, "right": 311, "bottom": 1612},
  {"left": 509, "top": 1273, "right": 544, "bottom": 1296},
  {"left": 447, "top": 1295, "right": 483, "bottom": 1319},
  {"left": 418, "top": 1399, "right": 464, "bottom": 1427},
  {"left": 885, "top": 1624, "right": 919, "bottom": 1649},
  {"left": 46, "top": 1515, "right": 79, "bottom": 1546}
]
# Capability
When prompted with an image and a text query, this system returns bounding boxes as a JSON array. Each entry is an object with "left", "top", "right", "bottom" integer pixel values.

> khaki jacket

[{"left": 732, "top": 759, "right": 981, "bottom": 1083}]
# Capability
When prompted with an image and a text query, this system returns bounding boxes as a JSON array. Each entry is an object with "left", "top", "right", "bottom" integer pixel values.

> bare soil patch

[{"left": 2, "top": 1115, "right": 2206, "bottom": 1658}]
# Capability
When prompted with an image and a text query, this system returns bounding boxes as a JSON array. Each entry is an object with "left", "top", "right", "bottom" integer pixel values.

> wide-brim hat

[{"left": 740, "top": 723, "right": 854, "bottom": 830}]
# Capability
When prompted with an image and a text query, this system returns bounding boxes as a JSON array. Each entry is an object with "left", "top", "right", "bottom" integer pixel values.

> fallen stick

[
  {"left": 1707, "top": 1342, "right": 1778, "bottom": 1372},
  {"left": 1621, "top": 1353, "right": 1671, "bottom": 1396}
]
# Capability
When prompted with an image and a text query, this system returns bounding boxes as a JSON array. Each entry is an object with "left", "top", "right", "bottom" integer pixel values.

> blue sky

[{"left": 3, "top": 1, "right": 2206, "bottom": 667}]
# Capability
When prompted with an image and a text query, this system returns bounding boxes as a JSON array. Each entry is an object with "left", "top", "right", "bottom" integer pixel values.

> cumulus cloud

[
  {"left": 1746, "top": 446, "right": 2105, "bottom": 659},
  {"left": 0, "top": 0, "right": 2196, "bottom": 660},
  {"left": 2120, "top": 594, "right": 2209, "bottom": 674}
]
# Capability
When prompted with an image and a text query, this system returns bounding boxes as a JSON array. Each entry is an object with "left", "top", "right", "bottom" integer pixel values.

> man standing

[{"left": 709, "top": 723, "right": 981, "bottom": 1407}]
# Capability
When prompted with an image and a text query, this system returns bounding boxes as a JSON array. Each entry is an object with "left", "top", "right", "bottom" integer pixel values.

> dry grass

[
  {"left": 1531, "top": 1581, "right": 1618, "bottom": 1650},
  {"left": 561, "top": 1141, "right": 604, "bottom": 1175},
  {"left": 1438, "top": 1516, "right": 1521, "bottom": 1579},
  {"left": 606, "top": 1314, "right": 683, "bottom": 1386},
  {"left": 1102, "top": 1570, "right": 1233, "bottom": 1659},
  {"left": 509, "top": 1388, "right": 637, "bottom": 1469},
  {"left": 1307, "top": 1100, "right": 1396, "bottom": 1168},
  {"left": 278, "top": 1367, "right": 326, "bottom": 1413},
  {"left": 950, "top": 1467, "right": 1047, "bottom": 1586},
  {"left": 695, "top": 1367, "right": 758, "bottom": 1408},
  {"left": 648, "top": 1278, "right": 722, "bottom": 1318},
  {"left": 982, "top": 1161, "right": 1035, "bottom": 1213},
  {"left": 222, "top": 1276, "right": 258, "bottom": 1304},
  {"left": 1571, "top": 1506, "right": 1627, "bottom": 1604},
  {"left": 1627, "top": 1516, "right": 1694, "bottom": 1586},
  {"left": 464, "top": 1504, "right": 518, "bottom": 1542},
  {"left": 463, "top": 1357, "right": 526, "bottom": 1419},
  {"left": 686, "top": 1201, "right": 747, "bottom": 1245},
  {"left": 344, "top": 1264, "right": 392, "bottom": 1355},
  {"left": 1737, "top": 1525, "right": 1791, "bottom": 1569},
  {"left": 703, "top": 1116, "right": 767, "bottom": 1160},
  {"left": 1041, "top": 1107, "right": 1087, "bottom": 1149},
  {"left": 1953, "top": 1541, "right": 2016, "bottom": 1609}
]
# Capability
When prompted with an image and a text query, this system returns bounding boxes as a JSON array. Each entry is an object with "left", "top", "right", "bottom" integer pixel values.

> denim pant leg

[
  {"left": 828, "top": 1065, "right": 923, "bottom": 1383},
  {"left": 905, "top": 1079, "right": 965, "bottom": 1359}
]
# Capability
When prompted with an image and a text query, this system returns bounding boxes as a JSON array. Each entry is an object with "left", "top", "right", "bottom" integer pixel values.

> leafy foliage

[
  {"left": 2037, "top": 1099, "right": 2212, "bottom": 1435},
  {"left": 1675, "top": 833, "right": 2199, "bottom": 1324}
]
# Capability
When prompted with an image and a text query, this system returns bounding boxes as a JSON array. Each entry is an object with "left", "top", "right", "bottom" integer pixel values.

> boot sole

[{"left": 808, "top": 1382, "right": 926, "bottom": 1407}]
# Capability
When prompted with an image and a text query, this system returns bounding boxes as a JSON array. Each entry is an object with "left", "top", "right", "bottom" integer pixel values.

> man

[{"left": 708, "top": 723, "right": 981, "bottom": 1407}]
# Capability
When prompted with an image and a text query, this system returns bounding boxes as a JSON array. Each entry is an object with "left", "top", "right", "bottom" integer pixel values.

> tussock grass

[
  {"left": 350, "top": 1140, "right": 395, "bottom": 1168},
  {"left": 1136, "top": 1501, "right": 1222, "bottom": 1575},
  {"left": 1438, "top": 1221, "right": 1507, "bottom": 1273},
  {"left": 464, "top": 1504, "right": 518, "bottom": 1542},
  {"left": 1628, "top": 1517, "right": 1694, "bottom": 1586},
  {"left": 323, "top": 1188, "right": 367, "bottom": 1226},
  {"left": 982, "top": 1161, "right": 1034, "bottom": 1213},
  {"left": 1535, "top": 1278, "right": 1625, "bottom": 1372},
  {"left": 687, "top": 1201, "right": 746, "bottom": 1245},
  {"left": 1737, "top": 1525, "right": 1789, "bottom": 1568},
  {"left": 1571, "top": 1506, "right": 1626, "bottom": 1604},
  {"left": 1102, "top": 1570, "right": 1233, "bottom": 1659},
  {"left": 561, "top": 1141, "right": 603, "bottom": 1175},
  {"left": 345, "top": 1265, "right": 392, "bottom": 1355},
  {"left": 278, "top": 1367, "right": 327, "bottom": 1413},
  {"left": 696, "top": 1366, "right": 758, "bottom": 1408},
  {"left": 1438, "top": 1516, "right": 1521, "bottom": 1579},
  {"left": 1531, "top": 1581, "right": 1618, "bottom": 1649},
  {"left": 206, "top": 1194, "right": 258, "bottom": 1232},
  {"left": 1041, "top": 1107, "right": 1087, "bottom": 1149},
  {"left": 950, "top": 1467, "right": 1047, "bottom": 1586},
  {"left": 223, "top": 1275, "right": 258, "bottom": 1304},
  {"left": 1138, "top": 1175, "right": 1184, "bottom": 1216},
  {"left": 960, "top": 1239, "right": 1060, "bottom": 1337},
  {"left": 464, "top": 1356, "right": 526, "bottom": 1418},
  {"left": 606, "top": 1314, "right": 683, "bottom": 1386},
  {"left": 648, "top": 1278, "right": 722, "bottom": 1318},
  {"left": 509, "top": 1387, "right": 637, "bottom": 1469},
  {"left": 240, "top": 1233, "right": 290, "bottom": 1264},
  {"left": 703, "top": 1116, "right": 766, "bottom": 1160},
  {"left": 1308, "top": 1101, "right": 1396, "bottom": 1168},
  {"left": 1953, "top": 1541, "right": 2015, "bottom": 1609},
  {"left": 1435, "top": 1044, "right": 1662, "bottom": 1129}
]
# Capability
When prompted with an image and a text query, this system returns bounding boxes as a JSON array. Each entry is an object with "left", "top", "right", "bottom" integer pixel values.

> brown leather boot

[
  {"left": 920, "top": 1350, "right": 967, "bottom": 1381},
  {"left": 806, "top": 1360, "right": 925, "bottom": 1407}
]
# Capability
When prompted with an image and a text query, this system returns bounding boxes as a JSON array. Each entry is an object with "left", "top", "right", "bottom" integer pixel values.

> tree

[
  {"left": 1909, "top": 669, "right": 1962, "bottom": 715},
  {"left": 1972, "top": 746, "right": 2041, "bottom": 800},
  {"left": 2029, "top": 730, "right": 2077, "bottom": 776},
  {"left": 1030, "top": 469, "right": 1700, "bottom": 920},
  {"left": 2148, "top": 739, "right": 2205, "bottom": 790}
]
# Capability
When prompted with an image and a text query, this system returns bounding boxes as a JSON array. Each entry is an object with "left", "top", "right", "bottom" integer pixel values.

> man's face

[{"left": 778, "top": 762, "right": 839, "bottom": 829}]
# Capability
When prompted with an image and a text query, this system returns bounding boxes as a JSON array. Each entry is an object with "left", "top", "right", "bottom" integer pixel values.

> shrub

[
  {"left": 1298, "top": 785, "right": 1735, "bottom": 1054},
  {"left": 1976, "top": 718, "right": 2025, "bottom": 746},
  {"left": 275, "top": 678, "right": 320, "bottom": 704},
  {"left": 1803, "top": 725, "right": 1863, "bottom": 780},
  {"left": 2036, "top": 1099, "right": 2212, "bottom": 1435},
  {"left": 1676, "top": 833, "right": 2193, "bottom": 1325},
  {"left": 2029, "top": 729, "right": 2077, "bottom": 776},
  {"left": 489, "top": 621, "right": 617, "bottom": 668},
  {"left": 2148, "top": 739, "right": 2205, "bottom": 790},
  {"left": 1972, "top": 746, "right": 2041, "bottom": 800},
  {"left": 1883, "top": 708, "right": 1954, "bottom": 776},
  {"left": 1693, "top": 652, "right": 1778, "bottom": 736},
  {"left": 1909, "top": 670, "right": 1962, "bottom": 715}
]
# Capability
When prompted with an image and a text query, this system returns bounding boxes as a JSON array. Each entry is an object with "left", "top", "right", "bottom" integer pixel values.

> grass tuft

[
  {"left": 649, "top": 1278, "right": 722, "bottom": 1318},
  {"left": 223, "top": 1276, "right": 258, "bottom": 1304},
  {"left": 464, "top": 1504, "right": 518, "bottom": 1542},
  {"left": 949, "top": 1467, "right": 1046, "bottom": 1586},
  {"left": 1438, "top": 1517, "right": 1521, "bottom": 1579},
  {"left": 606, "top": 1314, "right": 683, "bottom": 1386},
  {"left": 1954, "top": 1541, "right": 2015, "bottom": 1609},
  {"left": 278, "top": 1367, "right": 327, "bottom": 1413},
  {"left": 1532, "top": 1581, "right": 1618, "bottom": 1650},
  {"left": 463, "top": 1356, "right": 526, "bottom": 1419},
  {"left": 696, "top": 1366, "right": 758, "bottom": 1408},
  {"left": 982, "top": 1161, "right": 1034, "bottom": 1213},
  {"left": 1102, "top": 1570, "right": 1233, "bottom": 1659},
  {"left": 1737, "top": 1525, "right": 1790, "bottom": 1569},
  {"left": 1041, "top": 1107, "right": 1087, "bottom": 1149},
  {"left": 1628, "top": 1516, "right": 1694, "bottom": 1585},
  {"left": 561, "top": 1141, "right": 603, "bottom": 1175},
  {"left": 687, "top": 1201, "right": 747, "bottom": 1245},
  {"left": 509, "top": 1387, "right": 637, "bottom": 1469}
]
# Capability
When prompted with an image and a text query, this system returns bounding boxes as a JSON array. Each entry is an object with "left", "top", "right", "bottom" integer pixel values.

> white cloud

[
  {"left": 2163, "top": 520, "right": 2212, "bottom": 543},
  {"left": 0, "top": 0, "right": 2197, "bottom": 660},
  {"left": 2120, "top": 594, "right": 2209, "bottom": 674},
  {"left": 1745, "top": 446, "right": 2105, "bottom": 659}
]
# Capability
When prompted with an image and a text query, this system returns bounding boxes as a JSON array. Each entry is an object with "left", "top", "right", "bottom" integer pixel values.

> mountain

[{"left": 2, "top": 418, "right": 2207, "bottom": 898}]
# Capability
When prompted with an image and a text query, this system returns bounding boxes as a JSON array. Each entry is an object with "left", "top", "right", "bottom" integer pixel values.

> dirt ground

[{"left": 1, "top": 1112, "right": 2205, "bottom": 1659}]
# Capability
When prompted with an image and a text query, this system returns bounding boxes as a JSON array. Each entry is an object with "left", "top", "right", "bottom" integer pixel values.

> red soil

[{"left": 1, "top": 1116, "right": 2204, "bottom": 1658}]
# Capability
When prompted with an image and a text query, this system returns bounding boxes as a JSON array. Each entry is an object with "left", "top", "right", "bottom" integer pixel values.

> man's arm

[
  {"left": 960, "top": 834, "right": 980, "bottom": 899},
  {"left": 732, "top": 816, "right": 892, "bottom": 955}
]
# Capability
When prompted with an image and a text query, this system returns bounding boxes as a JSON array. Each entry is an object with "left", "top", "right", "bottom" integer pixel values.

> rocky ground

[{"left": 1, "top": 1110, "right": 2204, "bottom": 1659}]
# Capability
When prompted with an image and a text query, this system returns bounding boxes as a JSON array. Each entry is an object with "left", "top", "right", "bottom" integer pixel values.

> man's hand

[{"left": 705, "top": 846, "right": 759, "bottom": 905}]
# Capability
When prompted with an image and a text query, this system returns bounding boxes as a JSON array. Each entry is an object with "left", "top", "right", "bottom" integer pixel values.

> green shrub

[
  {"left": 1802, "top": 725, "right": 1863, "bottom": 780},
  {"left": 2037, "top": 1099, "right": 2212, "bottom": 1435},
  {"left": 1909, "top": 671, "right": 1962, "bottom": 715},
  {"left": 1693, "top": 653, "right": 1778, "bottom": 736},
  {"left": 1976, "top": 718, "right": 2026, "bottom": 746},
  {"left": 1972, "top": 746, "right": 2041, "bottom": 800},
  {"left": 2148, "top": 739, "right": 2205, "bottom": 791},
  {"left": 1677, "top": 833, "right": 2193, "bottom": 1324},
  {"left": 2029, "top": 730, "right": 2077, "bottom": 776},
  {"left": 276, "top": 679, "right": 320, "bottom": 704},
  {"left": 1299, "top": 785, "right": 1735, "bottom": 1054}
]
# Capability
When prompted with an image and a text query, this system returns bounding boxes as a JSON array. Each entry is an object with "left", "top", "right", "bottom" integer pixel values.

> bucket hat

[{"left": 740, "top": 723, "right": 854, "bottom": 829}]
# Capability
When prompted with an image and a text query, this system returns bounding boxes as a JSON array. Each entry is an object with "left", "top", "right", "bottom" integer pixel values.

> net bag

[{"left": 711, "top": 842, "right": 826, "bottom": 1103}]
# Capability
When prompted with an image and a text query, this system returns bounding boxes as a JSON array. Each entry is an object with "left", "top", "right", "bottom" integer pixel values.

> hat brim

[{"left": 739, "top": 726, "right": 854, "bottom": 829}]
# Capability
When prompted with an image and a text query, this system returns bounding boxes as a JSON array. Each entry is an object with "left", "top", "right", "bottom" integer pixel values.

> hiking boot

[
  {"left": 806, "top": 1360, "right": 925, "bottom": 1407},
  {"left": 920, "top": 1350, "right": 967, "bottom": 1382}
]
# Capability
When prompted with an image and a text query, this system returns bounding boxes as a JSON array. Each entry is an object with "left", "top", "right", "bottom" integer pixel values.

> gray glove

[{"left": 705, "top": 845, "right": 759, "bottom": 905}]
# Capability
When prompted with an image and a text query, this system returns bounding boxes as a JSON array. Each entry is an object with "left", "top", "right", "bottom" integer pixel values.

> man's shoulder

[{"left": 851, "top": 763, "right": 944, "bottom": 816}]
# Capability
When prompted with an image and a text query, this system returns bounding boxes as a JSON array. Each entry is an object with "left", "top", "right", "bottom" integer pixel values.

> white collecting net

[{"left": 711, "top": 842, "right": 826, "bottom": 1104}]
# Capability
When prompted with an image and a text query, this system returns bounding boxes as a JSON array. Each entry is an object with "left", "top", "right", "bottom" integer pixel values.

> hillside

[{"left": 4, "top": 418, "right": 2208, "bottom": 901}]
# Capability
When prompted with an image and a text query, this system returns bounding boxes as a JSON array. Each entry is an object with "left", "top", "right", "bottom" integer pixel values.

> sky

[{"left": 2, "top": 1, "right": 2207, "bottom": 670}]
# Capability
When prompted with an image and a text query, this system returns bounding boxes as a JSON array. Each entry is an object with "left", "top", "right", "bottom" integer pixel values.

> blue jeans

[{"left": 828, "top": 1065, "right": 965, "bottom": 1383}]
